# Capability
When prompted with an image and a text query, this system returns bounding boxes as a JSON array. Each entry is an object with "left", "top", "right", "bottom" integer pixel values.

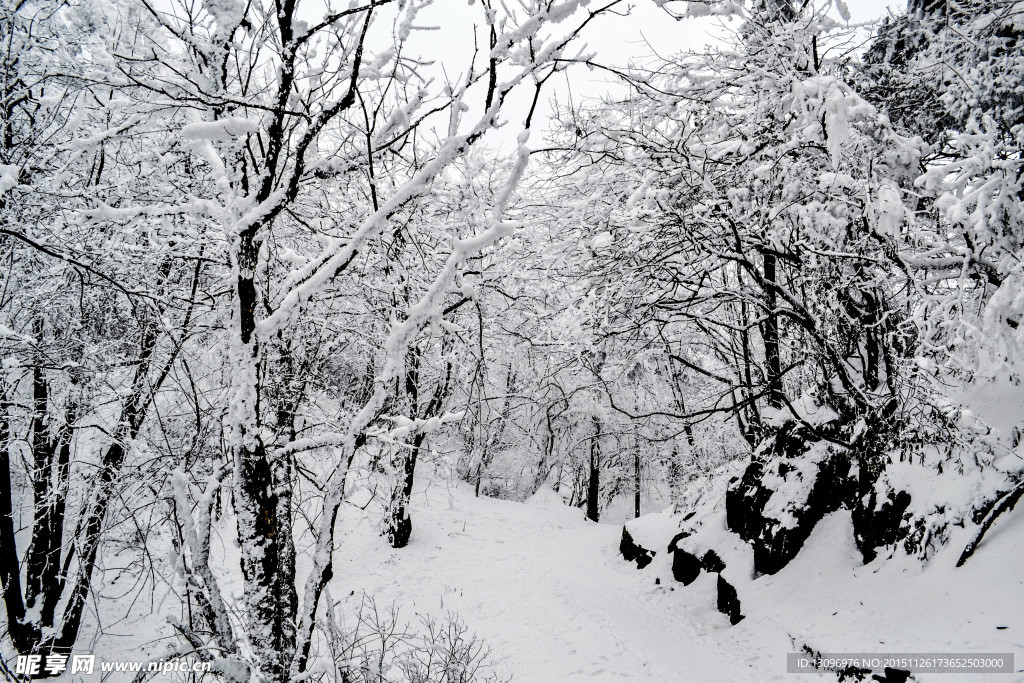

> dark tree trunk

[
  {"left": 587, "top": 416, "right": 601, "bottom": 522},
  {"left": 234, "top": 438, "right": 295, "bottom": 681},
  {"left": 24, "top": 359, "right": 50, "bottom": 610},
  {"left": 386, "top": 431, "right": 424, "bottom": 549},
  {"left": 231, "top": 231, "right": 296, "bottom": 683},
  {"left": 863, "top": 290, "right": 882, "bottom": 391},
  {"left": 634, "top": 450, "right": 641, "bottom": 519},
  {"left": 23, "top": 361, "right": 76, "bottom": 632},
  {"left": 0, "top": 392, "right": 37, "bottom": 654},
  {"left": 386, "top": 344, "right": 452, "bottom": 548},
  {"left": 734, "top": 270, "right": 762, "bottom": 446},
  {"left": 762, "top": 251, "right": 784, "bottom": 409}
]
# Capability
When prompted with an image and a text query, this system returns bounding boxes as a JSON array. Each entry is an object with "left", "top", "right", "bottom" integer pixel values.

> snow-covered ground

[
  {"left": 331, "top": 474, "right": 1024, "bottom": 683},
  {"left": 334, "top": 482, "right": 738, "bottom": 682}
]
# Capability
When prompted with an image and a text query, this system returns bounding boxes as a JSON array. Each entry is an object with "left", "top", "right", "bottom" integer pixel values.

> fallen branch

[{"left": 957, "top": 479, "right": 1024, "bottom": 567}]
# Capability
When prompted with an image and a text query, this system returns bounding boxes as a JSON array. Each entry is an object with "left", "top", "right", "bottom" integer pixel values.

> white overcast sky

[
  {"left": 296, "top": 0, "right": 905, "bottom": 148},
  {"left": 400, "top": 0, "right": 902, "bottom": 148}
]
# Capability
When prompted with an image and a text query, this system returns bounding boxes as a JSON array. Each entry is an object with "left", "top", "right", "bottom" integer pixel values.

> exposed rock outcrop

[
  {"left": 619, "top": 526, "right": 655, "bottom": 569},
  {"left": 725, "top": 420, "right": 917, "bottom": 575},
  {"left": 716, "top": 576, "right": 744, "bottom": 625}
]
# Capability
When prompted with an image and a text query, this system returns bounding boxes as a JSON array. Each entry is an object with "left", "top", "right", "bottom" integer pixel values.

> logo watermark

[{"left": 15, "top": 654, "right": 212, "bottom": 677}]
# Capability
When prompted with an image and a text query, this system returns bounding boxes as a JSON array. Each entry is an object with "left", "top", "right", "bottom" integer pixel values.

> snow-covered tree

[
  {"left": 0, "top": 0, "right": 206, "bottom": 662},
  {"left": 865, "top": 0, "right": 1024, "bottom": 379}
]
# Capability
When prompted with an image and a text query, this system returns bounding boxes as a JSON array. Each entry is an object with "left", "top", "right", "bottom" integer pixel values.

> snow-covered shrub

[{"left": 320, "top": 595, "right": 508, "bottom": 683}]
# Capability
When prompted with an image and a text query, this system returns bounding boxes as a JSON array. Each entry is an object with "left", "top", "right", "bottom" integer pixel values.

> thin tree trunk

[
  {"left": 387, "top": 343, "right": 452, "bottom": 548},
  {"left": 762, "top": 251, "right": 784, "bottom": 409},
  {"left": 863, "top": 290, "right": 881, "bottom": 391},
  {"left": 634, "top": 450, "right": 641, "bottom": 519},
  {"left": 735, "top": 272, "right": 762, "bottom": 445},
  {"left": 587, "top": 416, "right": 601, "bottom": 522},
  {"left": 386, "top": 432, "right": 424, "bottom": 549}
]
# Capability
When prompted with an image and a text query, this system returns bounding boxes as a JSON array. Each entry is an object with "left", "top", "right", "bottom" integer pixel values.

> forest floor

[{"left": 334, "top": 474, "right": 1024, "bottom": 683}]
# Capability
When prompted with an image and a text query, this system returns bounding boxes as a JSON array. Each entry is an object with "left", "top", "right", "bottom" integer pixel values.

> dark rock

[
  {"left": 669, "top": 411, "right": 922, "bottom": 584},
  {"left": 701, "top": 550, "right": 726, "bottom": 573},
  {"left": 726, "top": 423, "right": 856, "bottom": 576},
  {"left": 671, "top": 547, "right": 702, "bottom": 585},
  {"left": 725, "top": 459, "right": 773, "bottom": 542},
  {"left": 619, "top": 526, "right": 655, "bottom": 569},
  {"left": 667, "top": 530, "right": 690, "bottom": 553},
  {"left": 716, "top": 575, "right": 744, "bottom": 625},
  {"left": 871, "top": 667, "right": 911, "bottom": 683},
  {"left": 853, "top": 484, "right": 912, "bottom": 563}
]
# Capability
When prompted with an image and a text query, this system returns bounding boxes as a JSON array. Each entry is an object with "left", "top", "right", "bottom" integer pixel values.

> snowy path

[{"left": 332, "top": 482, "right": 752, "bottom": 683}]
